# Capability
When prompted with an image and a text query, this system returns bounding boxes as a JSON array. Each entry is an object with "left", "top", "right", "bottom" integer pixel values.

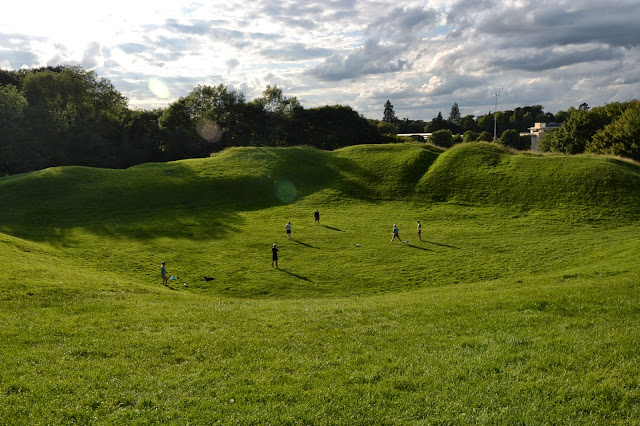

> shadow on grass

[
  {"left": 407, "top": 244, "right": 433, "bottom": 251},
  {"left": 280, "top": 269, "right": 313, "bottom": 282},
  {"left": 291, "top": 239, "right": 319, "bottom": 249},
  {"left": 424, "top": 240, "right": 461, "bottom": 249},
  {"left": 322, "top": 225, "right": 345, "bottom": 232}
]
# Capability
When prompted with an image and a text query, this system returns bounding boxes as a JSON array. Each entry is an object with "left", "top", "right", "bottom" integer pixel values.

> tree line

[
  {"left": 382, "top": 99, "right": 639, "bottom": 160},
  {"left": 0, "top": 66, "right": 384, "bottom": 176},
  {"left": 1, "top": 66, "right": 638, "bottom": 176}
]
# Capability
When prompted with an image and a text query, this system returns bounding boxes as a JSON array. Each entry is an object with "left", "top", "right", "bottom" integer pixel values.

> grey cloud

[
  {"left": 261, "top": 43, "right": 334, "bottom": 61},
  {"left": 306, "top": 37, "right": 411, "bottom": 81},
  {"left": 494, "top": 47, "right": 623, "bottom": 72},
  {"left": 81, "top": 42, "right": 102, "bottom": 70},
  {"left": 226, "top": 58, "right": 239, "bottom": 73},
  {"left": 116, "top": 43, "right": 148, "bottom": 54},
  {"left": 368, "top": 5, "right": 440, "bottom": 42},
  {"left": 0, "top": 49, "right": 39, "bottom": 68},
  {"left": 476, "top": 2, "right": 640, "bottom": 49}
]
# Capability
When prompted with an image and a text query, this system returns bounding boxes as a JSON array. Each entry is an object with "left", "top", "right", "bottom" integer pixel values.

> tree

[
  {"left": 477, "top": 131, "right": 493, "bottom": 142},
  {"left": 499, "top": 129, "right": 530, "bottom": 150},
  {"left": 159, "top": 84, "right": 247, "bottom": 158},
  {"left": 428, "top": 129, "right": 454, "bottom": 148},
  {"left": 463, "top": 130, "right": 480, "bottom": 142},
  {"left": 448, "top": 102, "right": 461, "bottom": 125},
  {"left": 587, "top": 100, "right": 640, "bottom": 161},
  {"left": 383, "top": 100, "right": 396, "bottom": 123},
  {"left": 425, "top": 112, "right": 446, "bottom": 132},
  {"left": 20, "top": 66, "right": 127, "bottom": 168},
  {"left": 377, "top": 121, "right": 397, "bottom": 135},
  {"left": 0, "top": 84, "right": 41, "bottom": 175}
]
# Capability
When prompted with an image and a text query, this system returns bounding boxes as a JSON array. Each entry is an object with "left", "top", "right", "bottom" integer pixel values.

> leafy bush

[
  {"left": 477, "top": 131, "right": 493, "bottom": 142},
  {"left": 428, "top": 129, "right": 454, "bottom": 148},
  {"left": 463, "top": 131, "right": 479, "bottom": 142}
]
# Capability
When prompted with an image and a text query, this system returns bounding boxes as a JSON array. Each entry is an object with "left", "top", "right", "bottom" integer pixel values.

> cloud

[
  {"left": 81, "top": 42, "right": 103, "bottom": 70},
  {"left": 1, "top": 0, "right": 638, "bottom": 121},
  {"left": 306, "top": 36, "right": 410, "bottom": 81}
]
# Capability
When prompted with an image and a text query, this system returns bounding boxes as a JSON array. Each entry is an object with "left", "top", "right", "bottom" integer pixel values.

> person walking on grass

[
  {"left": 160, "top": 261, "right": 169, "bottom": 286},
  {"left": 390, "top": 224, "right": 402, "bottom": 244},
  {"left": 285, "top": 221, "right": 292, "bottom": 239},
  {"left": 314, "top": 209, "right": 320, "bottom": 224},
  {"left": 417, "top": 220, "right": 422, "bottom": 242},
  {"left": 272, "top": 243, "right": 279, "bottom": 268}
]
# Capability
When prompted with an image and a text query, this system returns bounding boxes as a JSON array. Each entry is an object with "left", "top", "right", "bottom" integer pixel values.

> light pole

[{"left": 493, "top": 93, "right": 499, "bottom": 141}]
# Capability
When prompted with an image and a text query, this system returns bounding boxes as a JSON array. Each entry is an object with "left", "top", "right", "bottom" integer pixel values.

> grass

[{"left": 1, "top": 142, "right": 640, "bottom": 423}]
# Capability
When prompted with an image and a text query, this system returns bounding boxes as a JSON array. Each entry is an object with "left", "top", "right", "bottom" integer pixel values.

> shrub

[
  {"left": 428, "top": 129, "right": 454, "bottom": 148},
  {"left": 463, "top": 131, "right": 479, "bottom": 142},
  {"left": 477, "top": 131, "right": 493, "bottom": 142}
]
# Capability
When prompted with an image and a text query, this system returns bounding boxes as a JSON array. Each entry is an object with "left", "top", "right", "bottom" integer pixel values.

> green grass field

[{"left": 1, "top": 142, "right": 639, "bottom": 423}]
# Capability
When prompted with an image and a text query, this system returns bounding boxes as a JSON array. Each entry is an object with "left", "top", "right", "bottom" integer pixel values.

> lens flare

[
  {"left": 148, "top": 78, "right": 170, "bottom": 99},
  {"left": 274, "top": 179, "right": 297, "bottom": 203},
  {"left": 196, "top": 119, "right": 223, "bottom": 143}
]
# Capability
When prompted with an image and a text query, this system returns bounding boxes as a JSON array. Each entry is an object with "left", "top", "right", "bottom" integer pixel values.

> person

[
  {"left": 285, "top": 221, "right": 292, "bottom": 239},
  {"left": 390, "top": 224, "right": 401, "bottom": 244},
  {"left": 417, "top": 220, "right": 422, "bottom": 242},
  {"left": 160, "top": 261, "right": 169, "bottom": 286},
  {"left": 314, "top": 209, "right": 320, "bottom": 224},
  {"left": 272, "top": 243, "right": 279, "bottom": 268}
]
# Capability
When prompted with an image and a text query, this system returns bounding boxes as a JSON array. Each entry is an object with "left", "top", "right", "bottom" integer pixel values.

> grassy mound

[{"left": 1, "top": 143, "right": 640, "bottom": 423}]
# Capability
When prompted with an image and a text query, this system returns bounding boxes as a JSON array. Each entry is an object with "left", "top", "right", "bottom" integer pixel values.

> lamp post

[{"left": 493, "top": 93, "right": 499, "bottom": 141}]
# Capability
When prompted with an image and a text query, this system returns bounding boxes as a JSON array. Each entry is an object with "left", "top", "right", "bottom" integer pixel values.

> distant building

[
  {"left": 529, "top": 122, "right": 560, "bottom": 151},
  {"left": 397, "top": 133, "right": 432, "bottom": 141}
]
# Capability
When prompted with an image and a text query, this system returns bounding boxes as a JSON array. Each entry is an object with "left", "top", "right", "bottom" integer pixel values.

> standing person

[
  {"left": 314, "top": 209, "right": 320, "bottom": 224},
  {"left": 160, "top": 261, "right": 169, "bottom": 286},
  {"left": 417, "top": 220, "right": 422, "bottom": 242},
  {"left": 272, "top": 243, "right": 279, "bottom": 268},
  {"left": 285, "top": 221, "right": 292, "bottom": 239},
  {"left": 390, "top": 224, "right": 401, "bottom": 244}
]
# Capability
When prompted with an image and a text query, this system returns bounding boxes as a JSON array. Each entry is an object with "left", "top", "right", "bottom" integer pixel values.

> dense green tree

[
  {"left": 246, "top": 85, "right": 302, "bottom": 146},
  {"left": 301, "top": 105, "right": 382, "bottom": 150},
  {"left": 0, "top": 84, "right": 42, "bottom": 174},
  {"left": 377, "top": 121, "right": 397, "bottom": 135},
  {"left": 383, "top": 100, "right": 396, "bottom": 123},
  {"left": 159, "top": 84, "right": 247, "bottom": 158},
  {"left": 448, "top": 102, "right": 461, "bottom": 128},
  {"left": 425, "top": 112, "right": 447, "bottom": 132},
  {"left": 587, "top": 100, "right": 640, "bottom": 161},
  {"left": 498, "top": 129, "right": 530, "bottom": 150},
  {"left": 20, "top": 66, "right": 127, "bottom": 167},
  {"left": 463, "top": 130, "right": 480, "bottom": 142},
  {"left": 428, "top": 129, "right": 454, "bottom": 148},
  {"left": 477, "top": 131, "right": 493, "bottom": 142},
  {"left": 461, "top": 115, "right": 478, "bottom": 133}
]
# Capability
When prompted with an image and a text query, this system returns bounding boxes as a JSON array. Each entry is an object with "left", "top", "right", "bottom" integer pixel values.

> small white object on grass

[
  {"left": 402, "top": 240, "right": 409, "bottom": 243},
  {"left": 184, "top": 283, "right": 188, "bottom": 287},
  {"left": 354, "top": 243, "right": 361, "bottom": 247}
]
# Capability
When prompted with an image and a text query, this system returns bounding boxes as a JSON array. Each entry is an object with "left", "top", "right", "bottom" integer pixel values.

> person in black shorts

[
  {"left": 285, "top": 221, "right": 292, "bottom": 239},
  {"left": 417, "top": 220, "right": 422, "bottom": 242},
  {"left": 314, "top": 209, "right": 320, "bottom": 224},
  {"left": 272, "top": 243, "right": 279, "bottom": 268}
]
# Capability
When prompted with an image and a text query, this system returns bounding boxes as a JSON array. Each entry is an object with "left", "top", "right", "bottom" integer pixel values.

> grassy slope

[{"left": 1, "top": 142, "right": 640, "bottom": 423}]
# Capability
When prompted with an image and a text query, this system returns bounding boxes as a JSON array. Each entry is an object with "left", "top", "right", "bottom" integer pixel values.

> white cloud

[{"left": 1, "top": 0, "right": 638, "bottom": 120}]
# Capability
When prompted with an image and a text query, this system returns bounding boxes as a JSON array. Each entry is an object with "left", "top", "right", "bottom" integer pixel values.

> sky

[{"left": 1, "top": 0, "right": 639, "bottom": 121}]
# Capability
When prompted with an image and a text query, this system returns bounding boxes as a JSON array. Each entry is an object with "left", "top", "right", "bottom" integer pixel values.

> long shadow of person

[
  {"left": 322, "top": 225, "right": 345, "bottom": 232},
  {"left": 292, "top": 239, "right": 320, "bottom": 249},
  {"left": 280, "top": 269, "right": 313, "bottom": 282},
  {"left": 424, "top": 240, "right": 461, "bottom": 249},
  {"left": 407, "top": 244, "right": 433, "bottom": 252}
]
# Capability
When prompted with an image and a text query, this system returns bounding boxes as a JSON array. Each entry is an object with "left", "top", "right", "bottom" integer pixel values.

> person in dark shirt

[
  {"left": 272, "top": 243, "right": 279, "bottom": 268},
  {"left": 314, "top": 209, "right": 320, "bottom": 224}
]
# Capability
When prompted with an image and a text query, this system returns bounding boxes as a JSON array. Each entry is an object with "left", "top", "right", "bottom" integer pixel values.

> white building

[{"left": 529, "top": 122, "right": 560, "bottom": 151}]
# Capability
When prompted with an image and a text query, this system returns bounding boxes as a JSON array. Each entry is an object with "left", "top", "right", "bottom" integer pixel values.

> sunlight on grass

[{"left": 1, "top": 143, "right": 639, "bottom": 423}]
